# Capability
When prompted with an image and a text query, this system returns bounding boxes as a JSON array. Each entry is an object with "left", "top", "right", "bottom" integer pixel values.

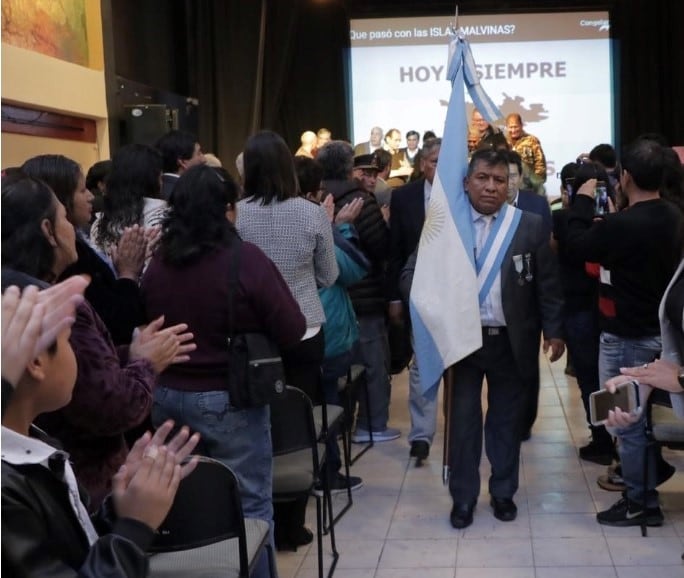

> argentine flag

[{"left": 409, "top": 34, "right": 502, "bottom": 394}]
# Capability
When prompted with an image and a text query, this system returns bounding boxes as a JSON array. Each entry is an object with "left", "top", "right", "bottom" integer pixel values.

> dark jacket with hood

[{"left": 322, "top": 179, "right": 389, "bottom": 316}]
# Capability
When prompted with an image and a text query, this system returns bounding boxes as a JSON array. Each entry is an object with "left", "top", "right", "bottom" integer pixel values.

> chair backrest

[
  {"left": 148, "top": 456, "right": 249, "bottom": 571},
  {"left": 270, "top": 385, "right": 318, "bottom": 460}
]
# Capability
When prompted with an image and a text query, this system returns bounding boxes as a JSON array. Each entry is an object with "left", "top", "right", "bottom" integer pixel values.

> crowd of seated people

[{"left": 2, "top": 123, "right": 683, "bottom": 578}]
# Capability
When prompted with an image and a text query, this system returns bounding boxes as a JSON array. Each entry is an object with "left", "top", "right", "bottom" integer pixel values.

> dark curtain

[
  {"left": 181, "top": 0, "right": 349, "bottom": 179},
  {"left": 611, "top": 0, "right": 684, "bottom": 146},
  {"left": 261, "top": 0, "right": 351, "bottom": 149},
  {"left": 184, "top": 0, "right": 261, "bottom": 180}
]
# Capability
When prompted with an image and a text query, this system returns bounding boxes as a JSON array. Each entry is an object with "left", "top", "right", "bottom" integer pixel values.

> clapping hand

[
  {"left": 144, "top": 226, "right": 162, "bottom": 262},
  {"left": 129, "top": 316, "right": 196, "bottom": 373},
  {"left": 335, "top": 197, "right": 364, "bottom": 225},
  {"left": 125, "top": 419, "right": 201, "bottom": 482},
  {"left": 112, "top": 445, "right": 181, "bottom": 531},
  {"left": 112, "top": 225, "right": 147, "bottom": 280},
  {"left": 2, "top": 277, "right": 89, "bottom": 387},
  {"left": 112, "top": 420, "right": 200, "bottom": 530},
  {"left": 322, "top": 194, "right": 335, "bottom": 223}
]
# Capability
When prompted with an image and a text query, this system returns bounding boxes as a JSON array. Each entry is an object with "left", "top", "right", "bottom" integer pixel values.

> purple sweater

[
  {"left": 141, "top": 242, "right": 306, "bottom": 392},
  {"left": 35, "top": 300, "right": 156, "bottom": 511}
]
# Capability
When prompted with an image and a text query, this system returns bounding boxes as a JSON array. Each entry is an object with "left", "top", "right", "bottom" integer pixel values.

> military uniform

[{"left": 509, "top": 132, "right": 547, "bottom": 193}]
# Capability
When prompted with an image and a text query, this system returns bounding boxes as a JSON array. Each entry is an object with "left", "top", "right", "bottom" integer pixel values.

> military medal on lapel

[
  {"left": 513, "top": 254, "right": 525, "bottom": 285},
  {"left": 524, "top": 253, "right": 533, "bottom": 282}
]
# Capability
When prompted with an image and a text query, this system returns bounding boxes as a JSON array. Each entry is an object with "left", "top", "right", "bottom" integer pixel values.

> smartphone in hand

[
  {"left": 595, "top": 180, "right": 609, "bottom": 215},
  {"left": 589, "top": 381, "right": 640, "bottom": 426}
]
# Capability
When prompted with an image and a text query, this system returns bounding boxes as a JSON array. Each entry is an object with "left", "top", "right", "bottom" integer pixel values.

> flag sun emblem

[{"left": 421, "top": 195, "right": 447, "bottom": 245}]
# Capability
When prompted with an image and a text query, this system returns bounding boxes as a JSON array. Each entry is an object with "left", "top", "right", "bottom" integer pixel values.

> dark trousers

[
  {"left": 522, "top": 333, "right": 541, "bottom": 434},
  {"left": 448, "top": 328, "right": 528, "bottom": 504},
  {"left": 320, "top": 350, "right": 353, "bottom": 476},
  {"left": 281, "top": 330, "right": 325, "bottom": 403},
  {"left": 564, "top": 308, "right": 613, "bottom": 445},
  {"left": 564, "top": 309, "right": 600, "bottom": 423}
]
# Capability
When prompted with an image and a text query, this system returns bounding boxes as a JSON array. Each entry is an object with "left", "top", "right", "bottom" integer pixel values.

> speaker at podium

[{"left": 122, "top": 104, "right": 176, "bottom": 146}]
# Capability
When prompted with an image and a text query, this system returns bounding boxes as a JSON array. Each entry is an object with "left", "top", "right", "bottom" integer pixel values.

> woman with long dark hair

[
  {"left": 237, "top": 131, "right": 338, "bottom": 549},
  {"left": 91, "top": 143, "right": 166, "bottom": 258},
  {"left": 1, "top": 172, "right": 193, "bottom": 509},
  {"left": 141, "top": 164, "right": 305, "bottom": 576},
  {"left": 21, "top": 154, "right": 147, "bottom": 345},
  {"left": 238, "top": 131, "right": 338, "bottom": 398}
]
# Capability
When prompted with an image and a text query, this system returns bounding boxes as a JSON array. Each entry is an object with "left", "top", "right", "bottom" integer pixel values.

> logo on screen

[
  {"left": 580, "top": 19, "right": 609, "bottom": 31},
  {"left": 445, "top": 96, "right": 549, "bottom": 126}
]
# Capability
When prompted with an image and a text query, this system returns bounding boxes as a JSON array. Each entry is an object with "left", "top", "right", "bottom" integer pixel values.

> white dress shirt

[
  {"left": 471, "top": 206, "right": 507, "bottom": 327},
  {"left": 1, "top": 426, "right": 99, "bottom": 545}
]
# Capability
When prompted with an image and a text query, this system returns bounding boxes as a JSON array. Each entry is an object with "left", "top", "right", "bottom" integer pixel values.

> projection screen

[{"left": 349, "top": 11, "right": 614, "bottom": 196}]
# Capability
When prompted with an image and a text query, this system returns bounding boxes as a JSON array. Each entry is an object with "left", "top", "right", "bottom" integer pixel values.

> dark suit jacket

[
  {"left": 500, "top": 211, "right": 564, "bottom": 380},
  {"left": 161, "top": 173, "right": 179, "bottom": 201},
  {"left": 515, "top": 189, "right": 552, "bottom": 240},
  {"left": 353, "top": 141, "right": 372, "bottom": 156},
  {"left": 399, "top": 209, "right": 564, "bottom": 380},
  {"left": 388, "top": 178, "right": 426, "bottom": 300}
]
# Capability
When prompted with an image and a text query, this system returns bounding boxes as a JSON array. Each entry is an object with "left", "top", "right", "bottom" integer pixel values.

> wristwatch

[{"left": 678, "top": 367, "right": 684, "bottom": 390}]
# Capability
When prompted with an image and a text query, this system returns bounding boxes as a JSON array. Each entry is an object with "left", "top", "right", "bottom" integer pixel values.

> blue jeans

[
  {"left": 352, "top": 314, "right": 391, "bottom": 431},
  {"left": 152, "top": 387, "right": 275, "bottom": 577},
  {"left": 408, "top": 332, "right": 440, "bottom": 444},
  {"left": 598, "top": 332, "right": 662, "bottom": 506}
]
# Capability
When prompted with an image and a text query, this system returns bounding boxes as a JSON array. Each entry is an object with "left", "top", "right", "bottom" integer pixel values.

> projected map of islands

[{"left": 442, "top": 94, "right": 550, "bottom": 125}]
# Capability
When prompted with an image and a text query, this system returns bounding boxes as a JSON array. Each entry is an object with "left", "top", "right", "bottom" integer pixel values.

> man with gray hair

[
  {"left": 354, "top": 126, "right": 384, "bottom": 156},
  {"left": 317, "top": 141, "right": 398, "bottom": 442},
  {"left": 387, "top": 138, "right": 442, "bottom": 462}
]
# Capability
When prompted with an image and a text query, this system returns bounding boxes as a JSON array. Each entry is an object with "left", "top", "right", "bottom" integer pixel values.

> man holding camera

[{"left": 565, "top": 138, "right": 682, "bottom": 526}]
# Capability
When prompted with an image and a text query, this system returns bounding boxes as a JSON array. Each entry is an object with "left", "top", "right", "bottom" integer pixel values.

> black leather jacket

[{"left": 1, "top": 427, "right": 154, "bottom": 577}]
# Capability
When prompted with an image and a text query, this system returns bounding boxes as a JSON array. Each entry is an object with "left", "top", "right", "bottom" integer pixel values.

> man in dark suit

[
  {"left": 506, "top": 150, "right": 553, "bottom": 438},
  {"left": 387, "top": 138, "right": 442, "bottom": 462},
  {"left": 506, "top": 150, "right": 552, "bottom": 238},
  {"left": 447, "top": 149, "right": 564, "bottom": 529},
  {"left": 155, "top": 130, "right": 205, "bottom": 201}
]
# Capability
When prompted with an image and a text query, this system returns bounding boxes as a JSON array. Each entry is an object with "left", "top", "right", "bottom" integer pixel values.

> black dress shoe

[
  {"left": 409, "top": 440, "right": 430, "bottom": 460},
  {"left": 450, "top": 502, "right": 475, "bottom": 529},
  {"left": 274, "top": 526, "right": 314, "bottom": 551},
  {"left": 490, "top": 497, "right": 517, "bottom": 522}
]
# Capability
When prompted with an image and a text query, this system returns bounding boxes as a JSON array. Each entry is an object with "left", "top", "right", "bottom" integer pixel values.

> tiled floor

[{"left": 276, "top": 352, "right": 684, "bottom": 577}]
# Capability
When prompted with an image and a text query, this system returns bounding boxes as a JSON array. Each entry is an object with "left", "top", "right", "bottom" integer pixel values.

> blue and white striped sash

[{"left": 475, "top": 203, "right": 522, "bottom": 306}]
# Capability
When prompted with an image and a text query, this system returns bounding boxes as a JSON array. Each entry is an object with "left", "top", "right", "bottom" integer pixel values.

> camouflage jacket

[{"left": 510, "top": 132, "right": 547, "bottom": 186}]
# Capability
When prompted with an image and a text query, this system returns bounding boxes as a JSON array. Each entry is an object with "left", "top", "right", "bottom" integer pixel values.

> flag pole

[
  {"left": 441, "top": 3, "right": 459, "bottom": 487},
  {"left": 442, "top": 365, "right": 454, "bottom": 485}
]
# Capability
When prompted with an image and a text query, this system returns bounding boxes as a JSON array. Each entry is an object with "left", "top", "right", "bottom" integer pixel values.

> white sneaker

[{"left": 352, "top": 427, "right": 401, "bottom": 443}]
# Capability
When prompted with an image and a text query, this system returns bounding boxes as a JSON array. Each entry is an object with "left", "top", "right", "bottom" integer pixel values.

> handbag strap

[{"left": 226, "top": 239, "right": 243, "bottom": 341}]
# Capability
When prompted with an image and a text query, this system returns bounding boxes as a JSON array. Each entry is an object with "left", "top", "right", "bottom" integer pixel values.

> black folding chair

[
  {"left": 641, "top": 400, "right": 684, "bottom": 539},
  {"left": 148, "top": 456, "right": 275, "bottom": 578},
  {"left": 339, "top": 364, "right": 374, "bottom": 464},
  {"left": 271, "top": 386, "right": 339, "bottom": 578}
]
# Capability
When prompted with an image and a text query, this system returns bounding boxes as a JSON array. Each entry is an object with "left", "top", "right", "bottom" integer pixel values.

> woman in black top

[{"left": 22, "top": 154, "right": 147, "bottom": 345}]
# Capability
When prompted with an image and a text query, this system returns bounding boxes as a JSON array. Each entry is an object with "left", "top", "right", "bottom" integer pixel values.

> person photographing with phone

[
  {"left": 566, "top": 137, "right": 684, "bottom": 527},
  {"left": 599, "top": 256, "right": 684, "bottom": 531}
]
